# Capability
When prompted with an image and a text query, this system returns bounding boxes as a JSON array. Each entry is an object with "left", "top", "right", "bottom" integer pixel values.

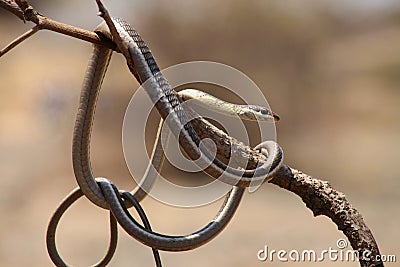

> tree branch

[
  {"left": 0, "top": 1, "right": 384, "bottom": 266},
  {"left": 270, "top": 166, "right": 383, "bottom": 267},
  {"left": 0, "top": 25, "right": 39, "bottom": 57},
  {"left": 0, "top": 0, "right": 24, "bottom": 21},
  {"left": 0, "top": 0, "right": 116, "bottom": 58},
  {"left": 190, "top": 112, "right": 383, "bottom": 267}
]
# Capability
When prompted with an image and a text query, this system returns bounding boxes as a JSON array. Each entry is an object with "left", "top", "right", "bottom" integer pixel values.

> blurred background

[{"left": 1, "top": 0, "right": 399, "bottom": 266}]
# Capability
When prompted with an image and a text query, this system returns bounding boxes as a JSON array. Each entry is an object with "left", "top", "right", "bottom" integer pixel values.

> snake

[
  {"left": 73, "top": 18, "right": 283, "bottom": 209},
  {"left": 178, "top": 88, "right": 280, "bottom": 122},
  {"left": 71, "top": 11, "right": 283, "bottom": 251}
]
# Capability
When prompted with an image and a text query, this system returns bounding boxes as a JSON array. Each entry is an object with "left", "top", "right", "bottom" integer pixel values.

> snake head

[{"left": 247, "top": 105, "right": 280, "bottom": 122}]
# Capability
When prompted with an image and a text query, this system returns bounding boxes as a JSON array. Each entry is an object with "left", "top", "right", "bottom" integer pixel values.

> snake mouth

[{"left": 272, "top": 112, "right": 280, "bottom": 122}]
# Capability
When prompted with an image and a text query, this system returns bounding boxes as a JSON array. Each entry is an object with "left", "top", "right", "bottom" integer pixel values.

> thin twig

[
  {"left": 95, "top": 0, "right": 126, "bottom": 56},
  {"left": 35, "top": 16, "right": 116, "bottom": 50},
  {"left": 0, "top": 25, "right": 39, "bottom": 57},
  {"left": 0, "top": 0, "right": 117, "bottom": 55}
]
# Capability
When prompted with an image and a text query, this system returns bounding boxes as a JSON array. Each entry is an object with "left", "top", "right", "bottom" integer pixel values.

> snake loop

[{"left": 50, "top": 9, "right": 283, "bottom": 261}]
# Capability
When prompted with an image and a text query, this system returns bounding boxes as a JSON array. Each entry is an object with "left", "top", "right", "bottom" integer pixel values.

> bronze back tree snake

[{"left": 54, "top": 8, "right": 284, "bottom": 253}]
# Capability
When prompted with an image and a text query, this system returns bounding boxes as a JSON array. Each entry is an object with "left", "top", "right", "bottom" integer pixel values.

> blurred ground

[{"left": 0, "top": 0, "right": 399, "bottom": 266}]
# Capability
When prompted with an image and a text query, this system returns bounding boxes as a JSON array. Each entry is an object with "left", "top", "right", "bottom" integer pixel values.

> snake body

[
  {"left": 71, "top": 17, "right": 283, "bottom": 250},
  {"left": 100, "top": 18, "right": 283, "bottom": 184}
]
